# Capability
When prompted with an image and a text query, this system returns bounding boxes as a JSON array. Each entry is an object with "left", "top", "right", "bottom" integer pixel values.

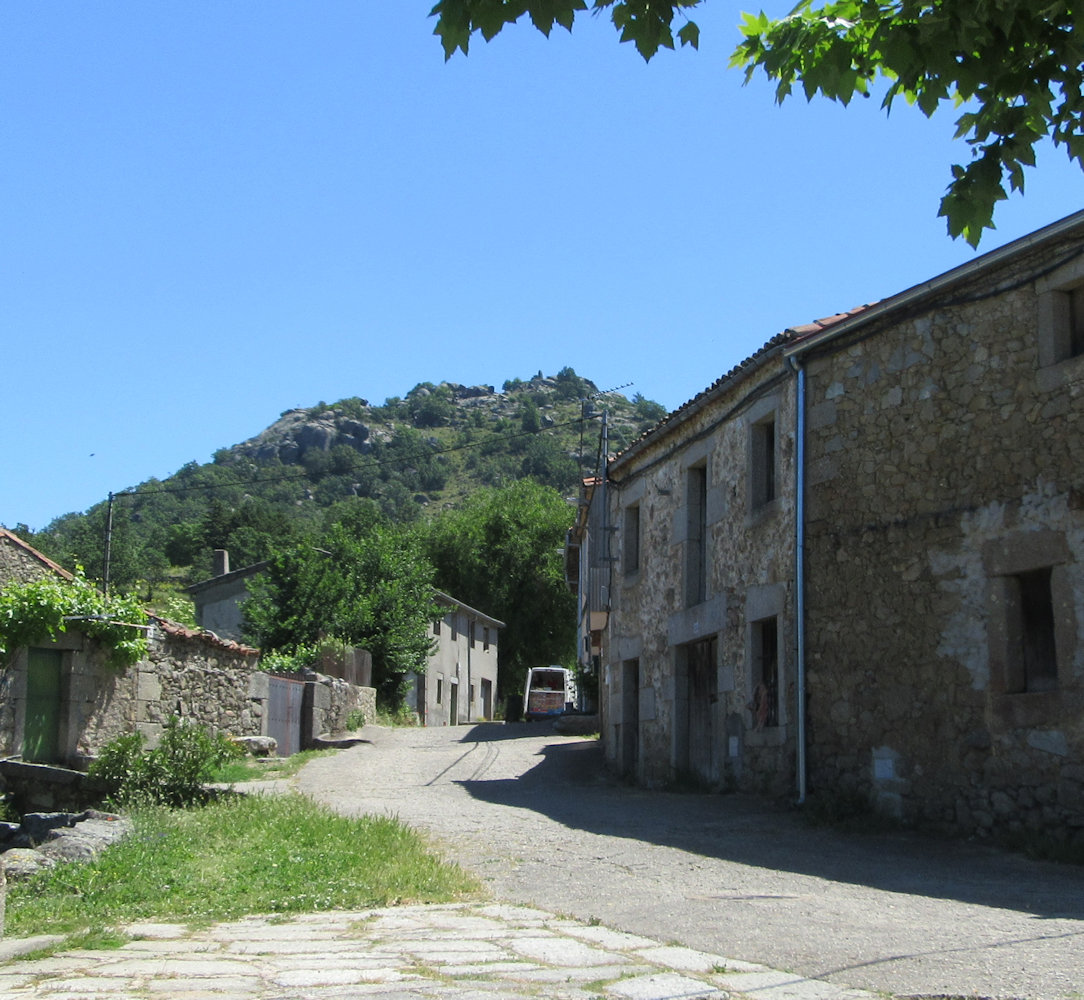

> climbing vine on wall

[{"left": 0, "top": 573, "right": 148, "bottom": 668}]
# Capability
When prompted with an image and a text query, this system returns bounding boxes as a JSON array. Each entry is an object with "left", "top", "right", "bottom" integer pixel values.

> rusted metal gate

[{"left": 267, "top": 675, "right": 305, "bottom": 757}]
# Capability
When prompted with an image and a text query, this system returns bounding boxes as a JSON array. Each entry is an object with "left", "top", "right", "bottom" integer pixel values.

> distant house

[
  {"left": 599, "top": 210, "right": 1084, "bottom": 840},
  {"left": 188, "top": 552, "right": 500, "bottom": 726},
  {"left": 412, "top": 592, "right": 503, "bottom": 725},
  {"left": 186, "top": 549, "right": 268, "bottom": 643}
]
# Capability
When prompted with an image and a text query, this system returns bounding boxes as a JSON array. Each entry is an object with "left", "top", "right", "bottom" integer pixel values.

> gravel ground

[{"left": 296, "top": 722, "right": 1084, "bottom": 1000}]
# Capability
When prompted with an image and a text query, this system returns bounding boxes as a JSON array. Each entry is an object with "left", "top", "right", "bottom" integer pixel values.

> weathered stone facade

[
  {"left": 605, "top": 344, "right": 798, "bottom": 795},
  {"left": 602, "top": 211, "right": 1084, "bottom": 843},
  {"left": 793, "top": 220, "right": 1084, "bottom": 840},
  {"left": 1, "top": 616, "right": 376, "bottom": 765},
  {"left": 0, "top": 529, "right": 71, "bottom": 587}
]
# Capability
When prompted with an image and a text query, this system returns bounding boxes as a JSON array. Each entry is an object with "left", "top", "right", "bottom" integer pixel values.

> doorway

[{"left": 25, "top": 648, "right": 63, "bottom": 763}]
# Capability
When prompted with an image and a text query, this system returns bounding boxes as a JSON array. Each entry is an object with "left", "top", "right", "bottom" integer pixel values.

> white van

[{"left": 523, "top": 666, "right": 574, "bottom": 721}]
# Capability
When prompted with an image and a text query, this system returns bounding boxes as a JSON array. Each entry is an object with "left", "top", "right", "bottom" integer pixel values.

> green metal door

[{"left": 25, "top": 648, "right": 62, "bottom": 763}]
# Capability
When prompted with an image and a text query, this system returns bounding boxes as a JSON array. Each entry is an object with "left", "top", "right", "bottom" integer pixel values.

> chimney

[{"left": 213, "top": 549, "right": 230, "bottom": 577}]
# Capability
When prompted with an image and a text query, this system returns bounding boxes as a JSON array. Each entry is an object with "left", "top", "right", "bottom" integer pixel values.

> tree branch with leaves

[{"left": 430, "top": 0, "right": 1084, "bottom": 246}]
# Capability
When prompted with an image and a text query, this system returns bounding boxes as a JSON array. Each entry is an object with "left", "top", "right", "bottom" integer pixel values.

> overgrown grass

[
  {"left": 209, "top": 748, "right": 336, "bottom": 784},
  {"left": 7, "top": 793, "right": 479, "bottom": 939}
]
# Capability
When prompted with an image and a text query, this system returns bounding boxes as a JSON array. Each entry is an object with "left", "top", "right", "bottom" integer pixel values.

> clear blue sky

[{"left": 3, "top": 2, "right": 1081, "bottom": 531}]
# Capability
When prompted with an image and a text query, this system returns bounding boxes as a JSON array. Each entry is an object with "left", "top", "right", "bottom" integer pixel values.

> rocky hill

[{"left": 28, "top": 369, "right": 667, "bottom": 592}]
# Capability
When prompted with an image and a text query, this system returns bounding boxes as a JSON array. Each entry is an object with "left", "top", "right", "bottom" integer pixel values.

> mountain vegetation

[
  {"left": 10, "top": 369, "right": 667, "bottom": 705},
  {"left": 18, "top": 369, "right": 663, "bottom": 592}
]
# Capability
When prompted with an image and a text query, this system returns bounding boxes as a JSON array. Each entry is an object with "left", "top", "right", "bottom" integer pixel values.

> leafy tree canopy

[
  {"left": 243, "top": 500, "right": 439, "bottom": 707},
  {"left": 430, "top": 0, "right": 1083, "bottom": 246},
  {"left": 420, "top": 479, "right": 577, "bottom": 697}
]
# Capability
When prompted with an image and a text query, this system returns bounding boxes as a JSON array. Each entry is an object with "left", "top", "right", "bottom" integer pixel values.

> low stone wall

[
  {"left": 60, "top": 622, "right": 265, "bottom": 762},
  {"left": 308, "top": 673, "right": 375, "bottom": 740}
]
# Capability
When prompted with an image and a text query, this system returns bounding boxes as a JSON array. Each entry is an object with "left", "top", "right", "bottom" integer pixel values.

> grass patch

[
  {"left": 7, "top": 792, "right": 479, "bottom": 939},
  {"left": 209, "top": 748, "right": 336, "bottom": 784}
]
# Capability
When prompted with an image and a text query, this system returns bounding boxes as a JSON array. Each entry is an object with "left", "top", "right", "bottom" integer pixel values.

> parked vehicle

[{"left": 523, "top": 666, "right": 574, "bottom": 721}]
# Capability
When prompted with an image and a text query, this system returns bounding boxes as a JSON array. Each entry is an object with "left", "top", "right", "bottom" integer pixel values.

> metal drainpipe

[{"left": 787, "top": 355, "right": 808, "bottom": 804}]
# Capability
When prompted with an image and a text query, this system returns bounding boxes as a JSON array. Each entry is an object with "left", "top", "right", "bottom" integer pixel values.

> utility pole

[{"left": 102, "top": 492, "right": 114, "bottom": 597}]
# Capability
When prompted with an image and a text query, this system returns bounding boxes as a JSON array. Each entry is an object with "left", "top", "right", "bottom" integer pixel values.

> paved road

[{"left": 298, "top": 722, "right": 1084, "bottom": 1000}]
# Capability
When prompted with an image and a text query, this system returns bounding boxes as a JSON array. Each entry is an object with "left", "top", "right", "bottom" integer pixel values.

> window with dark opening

[
  {"left": 751, "top": 616, "right": 779, "bottom": 728},
  {"left": 686, "top": 465, "right": 707, "bottom": 606},
  {"left": 1070, "top": 286, "right": 1084, "bottom": 359},
  {"left": 624, "top": 504, "right": 641, "bottom": 575},
  {"left": 751, "top": 417, "right": 777, "bottom": 509},
  {"left": 1007, "top": 567, "right": 1058, "bottom": 693}
]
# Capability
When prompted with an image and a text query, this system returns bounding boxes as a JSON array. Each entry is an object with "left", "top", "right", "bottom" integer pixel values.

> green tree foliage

[
  {"left": 25, "top": 372, "right": 662, "bottom": 598},
  {"left": 430, "top": 0, "right": 1083, "bottom": 246},
  {"left": 89, "top": 717, "right": 243, "bottom": 807},
  {"left": 421, "top": 480, "right": 576, "bottom": 697},
  {"left": 0, "top": 573, "right": 148, "bottom": 668},
  {"left": 632, "top": 391, "right": 668, "bottom": 425},
  {"left": 243, "top": 501, "right": 439, "bottom": 707}
]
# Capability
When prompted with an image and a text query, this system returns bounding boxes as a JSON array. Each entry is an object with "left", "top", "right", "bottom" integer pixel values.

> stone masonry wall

[
  {"left": 0, "top": 532, "right": 69, "bottom": 587},
  {"left": 607, "top": 349, "right": 798, "bottom": 796},
  {"left": 310, "top": 672, "right": 374, "bottom": 737},
  {"left": 69, "top": 624, "right": 266, "bottom": 758},
  {"left": 802, "top": 232, "right": 1084, "bottom": 841}
]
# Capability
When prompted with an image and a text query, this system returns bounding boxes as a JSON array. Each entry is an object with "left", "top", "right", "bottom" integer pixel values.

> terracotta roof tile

[
  {"left": 611, "top": 304, "right": 875, "bottom": 466},
  {"left": 150, "top": 615, "right": 260, "bottom": 656}
]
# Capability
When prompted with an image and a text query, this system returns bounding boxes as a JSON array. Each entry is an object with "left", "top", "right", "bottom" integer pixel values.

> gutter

[{"left": 786, "top": 354, "right": 808, "bottom": 805}]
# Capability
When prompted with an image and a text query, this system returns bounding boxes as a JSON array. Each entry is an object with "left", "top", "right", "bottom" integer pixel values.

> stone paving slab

[{"left": 0, "top": 902, "right": 878, "bottom": 1000}]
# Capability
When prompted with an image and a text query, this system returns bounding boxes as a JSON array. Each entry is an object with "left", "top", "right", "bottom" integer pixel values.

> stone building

[
  {"left": 602, "top": 210, "right": 1084, "bottom": 841},
  {"left": 788, "top": 212, "right": 1084, "bottom": 838},
  {"left": 412, "top": 592, "right": 502, "bottom": 725},
  {"left": 0, "top": 528, "right": 72, "bottom": 586},
  {"left": 603, "top": 331, "right": 809, "bottom": 794},
  {"left": 1, "top": 536, "right": 371, "bottom": 763},
  {"left": 187, "top": 549, "right": 268, "bottom": 643}
]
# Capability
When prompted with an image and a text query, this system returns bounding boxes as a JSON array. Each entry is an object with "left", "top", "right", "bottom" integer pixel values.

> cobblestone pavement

[
  {"left": 0, "top": 902, "right": 870, "bottom": 1000},
  {"left": 297, "top": 724, "right": 1084, "bottom": 1000}
]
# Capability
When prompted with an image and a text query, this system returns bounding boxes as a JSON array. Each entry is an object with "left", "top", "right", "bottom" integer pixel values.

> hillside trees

[
  {"left": 421, "top": 480, "right": 577, "bottom": 698},
  {"left": 243, "top": 500, "right": 439, "bottom": 706},
  {"left": 430, "top": 0, "right": 1084, "bottom": 246}
]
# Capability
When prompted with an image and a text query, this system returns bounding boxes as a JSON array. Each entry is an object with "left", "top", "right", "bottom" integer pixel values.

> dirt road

[{"left": 297, "top": 722, "right": 1084, "bottom": 1000}]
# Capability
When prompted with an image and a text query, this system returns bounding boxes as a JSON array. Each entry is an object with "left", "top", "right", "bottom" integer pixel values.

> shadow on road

[{"left": 453, "top": 723, "right": 1084, "bottom": 924}]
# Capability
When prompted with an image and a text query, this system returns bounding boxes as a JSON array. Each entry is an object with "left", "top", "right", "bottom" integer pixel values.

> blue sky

[{"left": 3, "top": 2, "right": 1081, "bottom": 531}]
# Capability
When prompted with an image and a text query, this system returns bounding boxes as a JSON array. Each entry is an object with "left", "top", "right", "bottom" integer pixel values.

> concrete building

[
  {"left": 414, "top": 593, "right": 503, "bottom": 726},
  {"left": 187, "top": 549, "right": 268, "bottom": 643},
  {"left": 601, "top": 211, "right": 1084, "bottom": 841}
]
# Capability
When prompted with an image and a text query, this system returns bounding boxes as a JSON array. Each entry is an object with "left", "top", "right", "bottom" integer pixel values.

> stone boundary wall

[
  {"left": 1, "top": 621, "right": 375, "bottom": 765},
  {"left": 308, "top": 673, "right": 375, "bottom": 740}
]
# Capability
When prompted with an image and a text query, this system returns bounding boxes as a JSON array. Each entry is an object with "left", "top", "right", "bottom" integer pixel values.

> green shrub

[
  {"left": 90, "top": 717, "right": 243, "bottom": 807},
  {"left": 345, "top": 708, "right": 368, "bottom": 730}
]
